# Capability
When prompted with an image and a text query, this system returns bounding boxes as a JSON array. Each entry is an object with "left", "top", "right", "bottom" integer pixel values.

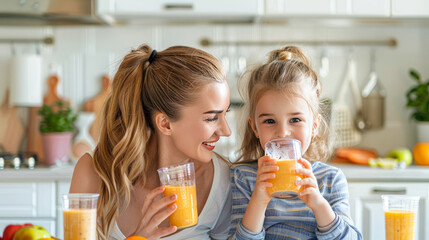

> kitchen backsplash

[{"left": 0, "top": 24, "right": 428, "bottom": 159}]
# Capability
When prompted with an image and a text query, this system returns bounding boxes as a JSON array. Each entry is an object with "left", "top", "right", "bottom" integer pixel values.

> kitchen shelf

[
  {"left": 0, "top": 36, "right": 54, "bottom": 45},
  {"left": 200, "top": 37, "right": 397, "bottom": 48}
]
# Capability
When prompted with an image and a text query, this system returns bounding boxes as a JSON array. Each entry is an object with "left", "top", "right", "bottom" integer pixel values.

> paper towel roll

[{"left": 9, "top": 54, "right": 43, "bottom": 107}]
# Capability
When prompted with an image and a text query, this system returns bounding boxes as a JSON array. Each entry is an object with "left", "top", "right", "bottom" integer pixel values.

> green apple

[
  {"left": 12, "top": 225, "right": 50, "bottom": 240},
  {"left": 387, "top": 148, "right": 413, "bottom": 166}
]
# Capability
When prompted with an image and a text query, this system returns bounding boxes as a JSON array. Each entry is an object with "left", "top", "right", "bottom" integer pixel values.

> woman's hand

[
  {"left": 252, "top": 155, "right": 278, "bottom": 205},
  {"left": 295, "top": 158, "right": 325, "bottom": 210},
  {"left": 132, "top": 186, "right": 178, "bottom": 240}
]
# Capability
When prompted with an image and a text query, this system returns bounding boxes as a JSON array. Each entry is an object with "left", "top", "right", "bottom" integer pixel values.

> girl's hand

[
  {"left": 132, "top": 186, "right": 178, "bottom": 240},
  {"left": 295, "top": 159, "right": 325, "bottom": 210},
  {"left": 252, "top": 155, "right": 278, "bottom": 205},
  {"left": 241, "top": 156, "right": 278, "bottom": 233}
]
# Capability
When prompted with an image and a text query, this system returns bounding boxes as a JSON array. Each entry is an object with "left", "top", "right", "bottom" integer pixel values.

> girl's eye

[
  {"left": 206, "top": 116, "right": 218, "bottom": 122},
  {"left": 263, "top": 119, "right": 275, "bottom": 124},
  {"left": 290, "top": 118, "right": 301, "bottom": 123}
]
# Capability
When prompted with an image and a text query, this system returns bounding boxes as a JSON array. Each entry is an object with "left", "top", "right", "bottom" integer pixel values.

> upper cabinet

[
  {"left": 392, "top": 0, "right": 429, "bottom": 17},
  {"left": 265, "top": 0, "right": 390, "bottom": 17},
  {"left": 96, "top": 0, "right": 429, "bottom": 24},
  {"left": 265, "top": 0, "right": 335, "bottom": 15},
  {"left": 337, "top": 0, "right": 390, "bottom": 17},
  {"left": 97, "top": 0, "right": 262, "bottom": 23}
]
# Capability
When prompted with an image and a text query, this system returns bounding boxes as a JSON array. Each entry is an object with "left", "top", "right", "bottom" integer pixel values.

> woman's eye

[
  {"left": 206, "top": 117, "right": 218, "bottom": 122},
  {"left": 290, "top": 118, "right": 301, "bottom": 123},
  {"left": 263, "top": 119, "right": 275, "bottom": 124}
]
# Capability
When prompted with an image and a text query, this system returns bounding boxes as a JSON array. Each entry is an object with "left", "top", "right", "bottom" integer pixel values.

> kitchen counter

[
  {"left": 1, "top": 163, "right": 428, "bottom": 182},
  {"left": 0, "top": 165, "right": 74, "bottom": 181},
  {"left": 1, "top": 162, "right": 428, "bottom": 240},
  {"left": 333, "top": 163, "right": 429, "bottom": 182}
]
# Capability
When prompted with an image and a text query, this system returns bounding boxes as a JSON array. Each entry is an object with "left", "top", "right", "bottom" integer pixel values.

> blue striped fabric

[{"left": 228, "top": 161, "right": 363, "bottom": 240}]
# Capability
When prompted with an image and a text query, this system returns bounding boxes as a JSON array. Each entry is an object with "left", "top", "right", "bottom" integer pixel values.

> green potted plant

[
  {"left": 39, "top": 101, "right": 77, "bottom": 165},
  {"left": 406, "top": 69, "right": 429, "bottom": 142}
]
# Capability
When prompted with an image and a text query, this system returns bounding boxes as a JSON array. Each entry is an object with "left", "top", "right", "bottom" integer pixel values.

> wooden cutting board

[
  {"left": 27, "top": 75, "right": 70, "bottom": 162},
  {"left": 0, "top": 91, "right": 25, "bottom": 153},
  {"left": 84, "top": 75, "right": 111, "bottom": 143}
]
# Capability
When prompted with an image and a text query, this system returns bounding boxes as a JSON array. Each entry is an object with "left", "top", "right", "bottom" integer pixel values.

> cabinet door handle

[
  {"left": 371, "top": 188, "right": 406, "bottom": 194},
  {"left": 163, "top": 4, "right": 194, "bottom": 10}
]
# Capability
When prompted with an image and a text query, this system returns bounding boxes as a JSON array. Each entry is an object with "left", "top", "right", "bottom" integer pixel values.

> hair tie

[
  {"left": 148, "top": 50, "right": 157, "bottom": 63},
  {"left": 276, "top": 51, "right": 293, "bottom": 61},
  {"left": 284, "top": 52, "right": 293, "bottom": 60}
]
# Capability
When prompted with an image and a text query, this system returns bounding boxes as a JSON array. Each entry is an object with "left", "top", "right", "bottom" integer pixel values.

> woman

[{"left": 70, "top": 44, "right": 232, "bottom": 240}]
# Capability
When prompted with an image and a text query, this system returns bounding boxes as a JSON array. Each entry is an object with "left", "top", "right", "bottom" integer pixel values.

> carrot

[{"left": 336, "top": 147, "right": 378, "bottom": 165}]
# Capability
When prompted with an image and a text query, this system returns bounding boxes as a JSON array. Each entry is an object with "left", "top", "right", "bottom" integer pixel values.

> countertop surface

[
  {"left": 1, "top": 163, "right": 429, "bottom": 182},
  {"left": 0, "top": 164, "right": 75, "bottom": 181},
  {"left": 333, "top": 163, "right": 429, "bottom": 182}
]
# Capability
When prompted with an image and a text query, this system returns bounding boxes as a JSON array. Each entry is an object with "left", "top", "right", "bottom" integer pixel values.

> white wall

[{"left": 0, "top": 23, "right": 427, "bottom": 159}]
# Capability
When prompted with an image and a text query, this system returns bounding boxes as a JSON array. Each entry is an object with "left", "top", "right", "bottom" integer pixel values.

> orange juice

[
  {"left": 385, "top": 210, "right": 417, "bottom": 240},
  {"left": 164, "top": 185, "right": 198, "bottom": 229},
  {"left": 267, "top": 159, "right": 301, "bottom": 198},
  {"left": 63, "top": 208, "right": 97, "bottom": 240}
]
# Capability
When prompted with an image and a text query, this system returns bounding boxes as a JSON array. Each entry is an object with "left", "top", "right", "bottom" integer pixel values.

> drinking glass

[
  {"left": 382, "top": 195, "right": 420, "bottom": 240},
  {"left": 62, "top": 193, "right": 99, "bottom": 240},
  {"left": 157, "top": 162, "right": 198, "bottom": 229},
  {"left": 265, "top": 138, "right": 303, "bottom": 199}
]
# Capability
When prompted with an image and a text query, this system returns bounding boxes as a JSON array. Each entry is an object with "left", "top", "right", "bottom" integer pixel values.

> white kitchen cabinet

[
  {"left": 97, "top": 0, "right": 262, "bottom": 22},
  {"left": 0, "top": 182, "right": 56, "bottom": 218},
  {"left": 0, "top": 167, "right": 74, "bottom": 238},
  {"left": 0, "top": 182, "right": 57, "bottom": 236},
  {"left": 348, "top": 182, "right": 429, "bottom": 240},
  {"left": 392, "top": 0, "right": 429, "bottom": 17},
  {"left": 265, "top": 0, "right": 390, "bottom": 16},
  {"left": 336, "top": 0, "right": 390, "bottom": 17},
  {"left": 265, "top": 0, "right": 335, "bottom": 15}
]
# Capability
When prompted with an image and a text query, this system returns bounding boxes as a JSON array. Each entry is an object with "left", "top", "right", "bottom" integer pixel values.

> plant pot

[
  {"left": 42, "top": 132, "right": 73, "bottom": 166},
  {"left": 416, "top": 122, "right": 429, "bottom": 143}
]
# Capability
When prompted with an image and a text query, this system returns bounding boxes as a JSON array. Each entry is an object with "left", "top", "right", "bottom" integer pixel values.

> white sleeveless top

[{"left": 109, "top": 154, "right": 232, "bottom": 240}]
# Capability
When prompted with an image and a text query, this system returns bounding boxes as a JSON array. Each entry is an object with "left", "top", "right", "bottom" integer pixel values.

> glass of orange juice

[
  {"left": 382, "top": 195, "right": 420, "bottom": 240},
  {"left": 62, "top": 193, "right": 99, "bottom": 240},
  {"left": 265, "top": 138, "right": 303, "bottom": 199},
  {"left": 157, "top": 162, "right": 198, "bottom": 229}
]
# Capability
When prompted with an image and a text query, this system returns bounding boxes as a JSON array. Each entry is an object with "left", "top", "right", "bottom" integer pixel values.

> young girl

[
  {"left": 229, "top": 46, "right": 362, "bottom": 239},
  {"left": 70, "top": 45, "right": 232, "bottom": 240}
]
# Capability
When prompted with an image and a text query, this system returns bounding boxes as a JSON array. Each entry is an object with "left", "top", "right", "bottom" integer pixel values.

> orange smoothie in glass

[
  {"left": 63, "top": 208, "right": 97, "bottom": 240},
  {"left": 385, "top": 210, "right": 417, "bottom": 240},
  {"left": 267, "top": 159, "right": 302, "bottom": 198},
  {"left": 164, "top": 185, "right": 198, "bottom": 229}
]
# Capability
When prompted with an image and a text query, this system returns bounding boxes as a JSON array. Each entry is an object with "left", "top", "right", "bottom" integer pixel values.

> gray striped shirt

[{"left": 228, "top": 161, "right": 362, "bottom": 240}]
